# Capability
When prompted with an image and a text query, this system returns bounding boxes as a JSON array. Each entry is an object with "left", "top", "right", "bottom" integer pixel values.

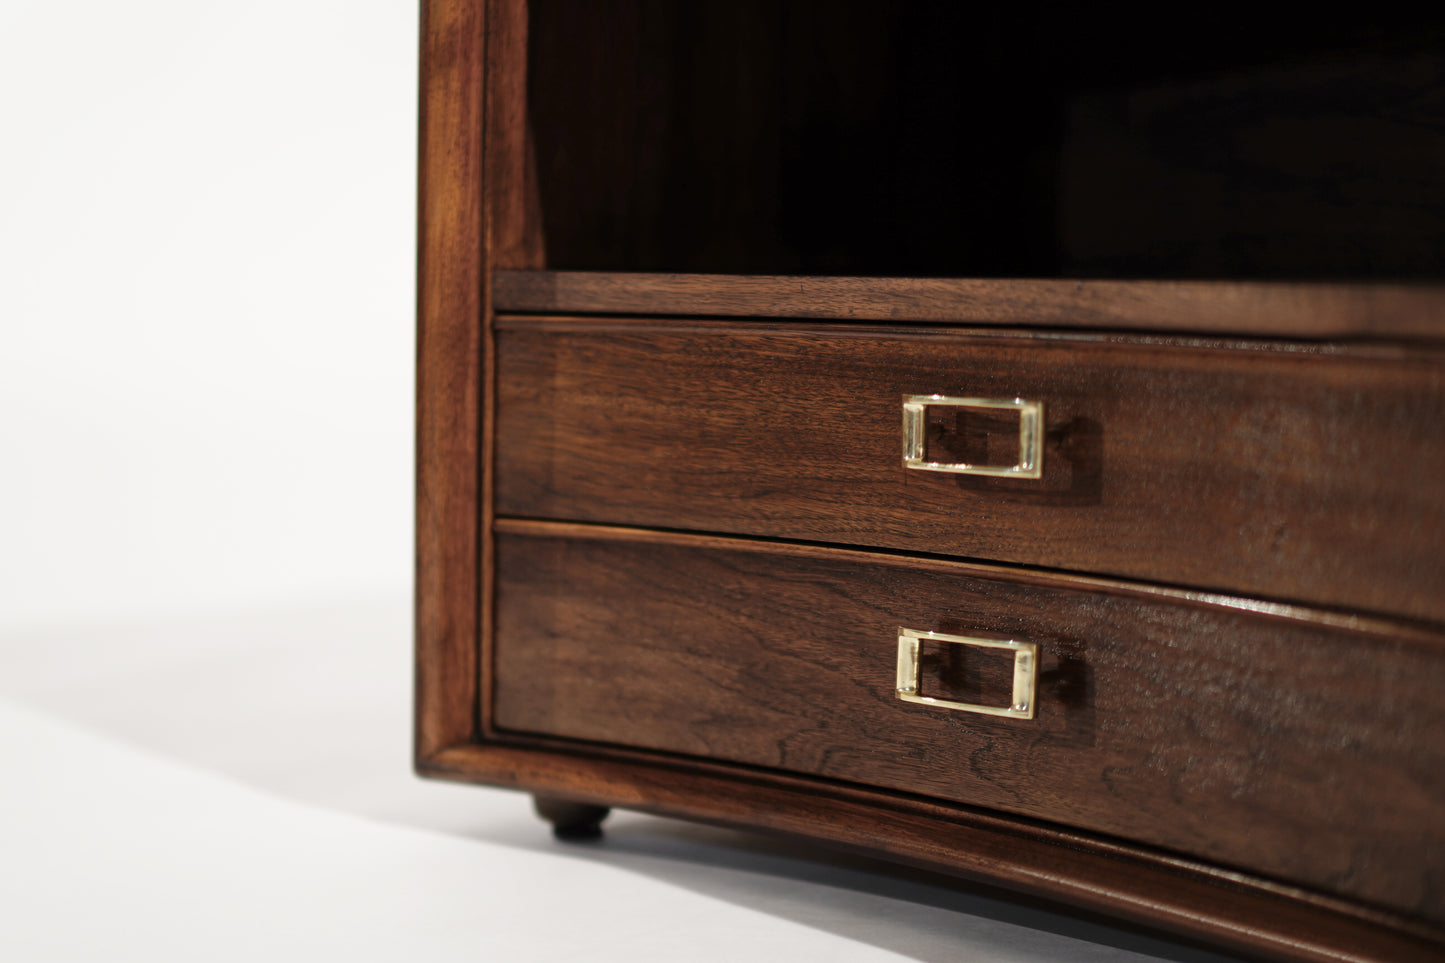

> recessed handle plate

[
  {"left": 902, "top": 395, "right": 1043, "bottom": 478},
  {"left": 895, "top": 628, "right": 1038, "bottom": 720}
]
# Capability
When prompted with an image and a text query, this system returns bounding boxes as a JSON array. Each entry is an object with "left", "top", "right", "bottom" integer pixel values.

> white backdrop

[{"left": 0, "top": 1, "right": 415, "bottom": 630}]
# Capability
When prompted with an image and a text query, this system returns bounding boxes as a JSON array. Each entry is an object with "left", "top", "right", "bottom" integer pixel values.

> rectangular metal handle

[
  {"left": 896, "top": 628, "right": 1037, "bottom": 720},
  {"left": 902, "top": 395, "right": 1043, "bottom": 478}
]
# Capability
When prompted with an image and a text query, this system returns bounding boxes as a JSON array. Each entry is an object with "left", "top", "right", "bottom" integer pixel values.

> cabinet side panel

[
  {"left": 487, "top": 0, "right": 544, "bottom": 268},
  {"left": 416, "top": 0, "right": 487, "bottom": 757}
]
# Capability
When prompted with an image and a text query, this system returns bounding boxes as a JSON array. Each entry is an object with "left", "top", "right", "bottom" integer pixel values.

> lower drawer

[{"left": 492, "top": 522, "right": 1445, "bottom": 925}]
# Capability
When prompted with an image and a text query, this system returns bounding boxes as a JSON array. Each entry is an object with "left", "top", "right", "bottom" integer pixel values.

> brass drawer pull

[
  {"left": 901, "top": 395, "right": 1044, "bottom": 478},
  {"left": 895, "top": 628, "right": 1038, "bottom": 720}
]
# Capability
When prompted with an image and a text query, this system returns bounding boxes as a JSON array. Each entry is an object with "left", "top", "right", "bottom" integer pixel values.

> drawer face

[
  {"left": 494, "top": 320, "right": 1445, "bottom": 622},
  {"left": 493, "top": 529, "right": 1445, "bottom": 922}
]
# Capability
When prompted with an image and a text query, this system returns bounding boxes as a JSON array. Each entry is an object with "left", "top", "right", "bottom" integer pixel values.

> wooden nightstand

[{"left": 416, "top": 3, "right": 1445, "bottom": 959}]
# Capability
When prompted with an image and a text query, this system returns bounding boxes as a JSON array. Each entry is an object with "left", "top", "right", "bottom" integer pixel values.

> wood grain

[
  {"left": 415, "top": 0, "right": 486, "bottom": 757},
  {"left": 491, "top": 525, "right": 1445, "bottom": 924},
  {"left": 420, "top": 3, "right": 1445, "bottom": 956},
  {"left": 492, "top": 518, "right": 1445, "bottom": 644},
  {"left": 421, "top": 741, "right": 1445, "bottom": 963},
  {"left": 516, "top": 5, "right": 1445, "bottom": 279},
  {"left": 493, "top": 271, "right": 1445, "bottom": 340},
  {"left": 521, "top": 2, "right": 1058, "bottom": 276},
  {"left": 494, "top": 319, "right": 1445, "bottom": 623},
  {"left": 485, "top": 0, "right": 541, "bottom": 269}
]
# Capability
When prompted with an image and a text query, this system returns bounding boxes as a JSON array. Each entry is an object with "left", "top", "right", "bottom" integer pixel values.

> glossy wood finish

[
  {"left": 521, "top": 1, "right": 1056, "bottom": 276},
  {"left": 419, "top": 742, "right": 1445, "bottom": 963},
  {"left": 492, "top": 522, "right": 1445, "bottom": 923},
  {"left": 416, "top": 2, "right": 1445, "bottom": 957},
  {"left": 415, "top": 0, "right": 487, "bottom": 756},
  {"left": 494, "top": 319, "right": 1445, "bottom": 623},
  {"left": 518, "top": 3, "right": 1445, "bottom": 278},
  {"left": 495, "top": 271, "right": 1445, "bottom": 341},
  {"left": 485, "top": 0, "right": 541, "bottom": 271}
]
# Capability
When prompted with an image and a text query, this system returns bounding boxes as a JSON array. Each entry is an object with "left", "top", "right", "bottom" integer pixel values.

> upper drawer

[{"left": 494, "top": 319, "right": 1445, "bottom": 623}]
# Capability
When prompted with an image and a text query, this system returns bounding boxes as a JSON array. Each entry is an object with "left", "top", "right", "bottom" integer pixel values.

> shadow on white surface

[
  {"left": 1, "top": 699, "right": 920, "bottom": 963},
  {"left": 0, "top": 598, "right": 1239, "bottom": 962}
]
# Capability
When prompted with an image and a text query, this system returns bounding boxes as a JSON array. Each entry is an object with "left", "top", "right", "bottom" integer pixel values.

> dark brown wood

[
  {"left": 465, "top": 0, "right": 532, "bottom": 740},
  {"left": 486, "top": 0, "right": 541, "bottom": 270},
  {"left": 521, "top": 2, "right": 1058, "bottom": 276},
  {"left": 493, "top": 271, "right": 1445, "bottom": 340},
  {"left": 492, "top": 524, "right": 1445, "bottom": 923},
  {"left": 418, "top": 3, "right": 1445, "bottom": 957},
  {"left": 492, "top": 518, "right": 1444, "bottom": 645},
  {"left": 420, "top": 742, "right": 1445, "bottom": 963},
  {"left": 517, "top": 4, "right": 1445, "bottom": 279},
  {"left": 494, "top": 318, "right": 1445, "bottom": 624},
  {"left": 415, "top": 0, "right": 486, "bottom": 757},
  {"left": 532, "top": 795, "right": 610, "bottom": 840}
]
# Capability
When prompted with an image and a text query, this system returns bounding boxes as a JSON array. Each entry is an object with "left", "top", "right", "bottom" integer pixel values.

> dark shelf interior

[{"left": 526, "top": 1, "right": 1445, "bottom": 279}]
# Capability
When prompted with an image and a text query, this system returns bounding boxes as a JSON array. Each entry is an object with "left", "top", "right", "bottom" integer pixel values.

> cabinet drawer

[
  {"left": 493, "top": 523, "right": 1445, "bottom": 923},
  {"left": 494, "top": 319, "right": 1445, "bottom": 623}
]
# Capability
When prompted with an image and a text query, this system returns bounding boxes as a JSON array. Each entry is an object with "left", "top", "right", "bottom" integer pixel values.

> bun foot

[{"left": 533, "top": 795, "right": 610, "bottom": 841}]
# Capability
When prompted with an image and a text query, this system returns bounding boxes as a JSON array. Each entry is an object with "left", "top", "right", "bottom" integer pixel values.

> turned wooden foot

[{"left": 533, "top": 795, "right": 610, "bottom": 841}]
